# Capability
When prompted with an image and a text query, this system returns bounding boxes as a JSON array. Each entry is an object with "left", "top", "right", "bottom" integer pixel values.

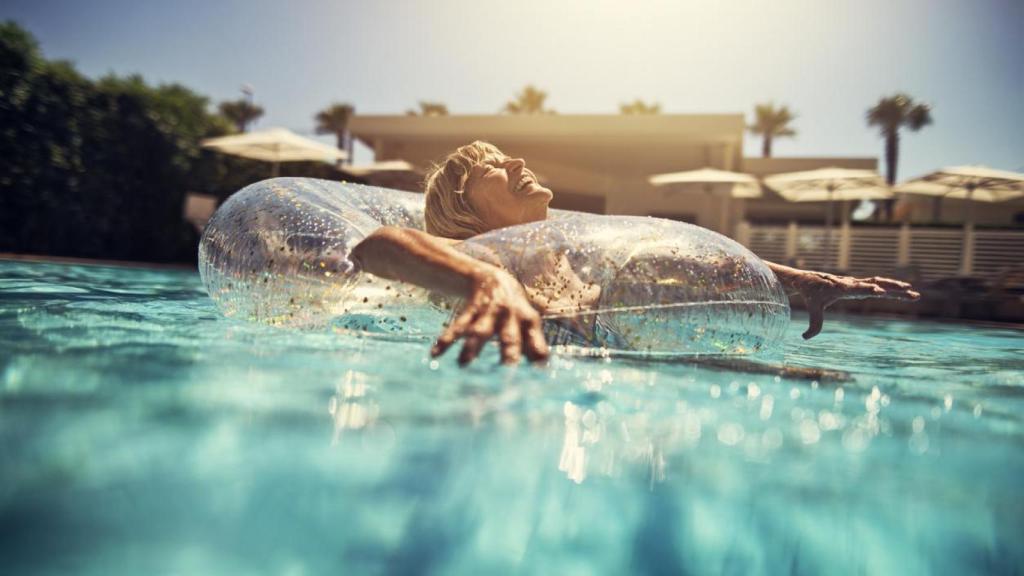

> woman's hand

[
  {"left": 431, "top": 267, "right": 550, "bottom": 366},
  {"left": 351, "top": 227, "right": 549, "bottom": 366},
  {"left": 773, "top": 266, "right": 920, "bottom": 339}
]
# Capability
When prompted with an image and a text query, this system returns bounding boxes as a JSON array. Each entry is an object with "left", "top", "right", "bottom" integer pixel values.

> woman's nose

[{"left": 505, "top": 158, "right": 526, "bottom": 170}]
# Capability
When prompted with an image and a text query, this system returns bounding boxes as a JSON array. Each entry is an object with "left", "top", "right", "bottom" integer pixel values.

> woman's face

[{"left": 464, "top": 156, "right": 553, "bottom": 231}]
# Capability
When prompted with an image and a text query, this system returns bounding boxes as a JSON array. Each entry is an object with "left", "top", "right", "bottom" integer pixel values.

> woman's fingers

[
  {"left": 851, "top": 276, "right": 925, "bottom": 297},
  {"left": 522, "top": 316, "right": 550, "bottom": 362},
  {"left": 852, "top": 277, "right": 920, "bottom": 300},
  {"left": 851, "top": 280, "right": 887, "bottom": 296},
  {"left": 457, "top": 313, "right": 497, "bottom": 366},
  {"left": 861, "top": 276, "right": 913, "bottom": 290},
  {"left": 432, "top": 308, "right": 476, "bottom": 357},
  {"left": 802, "top": 298, "right": 825, "bottom": 340},
  {"left": 434, "top": 308, "right": 549, "bottom": 366},
  {"left": 877, "top": 281, "right": 920, "bottom": 299},
  {"left": 498, "top": 313, "right": 522, "bottom": 365}
]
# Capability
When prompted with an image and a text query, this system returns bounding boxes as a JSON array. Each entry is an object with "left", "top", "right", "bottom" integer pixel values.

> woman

[{"left": 350, "top": 141, "right": 918, "bottom": 366}]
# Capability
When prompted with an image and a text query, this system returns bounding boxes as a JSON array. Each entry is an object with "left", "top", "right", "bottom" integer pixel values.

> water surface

[{"left": 1, "top": 260, "right": 1021, "bottom": 575}]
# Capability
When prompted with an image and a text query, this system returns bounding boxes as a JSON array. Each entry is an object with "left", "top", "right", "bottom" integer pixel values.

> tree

[
  {"left": 218, "top": 98, "right": 264, "bottom": 132},
  {"left": 405, "top": 101, "right": 448, "bottom": 116},
  {"left": 0, "top": 21, "right": 92, "bottom": 253},
  {"left": 619, "top": 99, "right": 661, "bottom": 115},
  {"left": 503, "top": 85, "right": 555, "bottom": 115},
  {"left": 85, "top": 74, "right": 227, "bottom": 260},
  {"left": 748, "top": 103, "right": 797, "bottom": 158},
  {"left": 866, "top": 93, "right": 933, "bottom": 186},
  {"left": 314, "top": 102, "right": 355, "bottom": 163},
  {"left": 0, "top": 21, "right": 238, "bottom": 262}
]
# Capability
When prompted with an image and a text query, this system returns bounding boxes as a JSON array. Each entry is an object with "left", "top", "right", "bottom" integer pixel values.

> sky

[{"left": 3, "top": 0, "right": 1022, "bottom": 176}]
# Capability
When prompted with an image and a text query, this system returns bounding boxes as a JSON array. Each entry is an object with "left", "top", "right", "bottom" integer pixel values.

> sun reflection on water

[{"left": 327, "top": 369, "right": 379, "bottom": 444}]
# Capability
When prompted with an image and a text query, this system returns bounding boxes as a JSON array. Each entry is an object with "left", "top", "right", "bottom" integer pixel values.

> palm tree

[
  {"left": 748, "top": 103, "right": 797, "bottom": 158},
  {"left": 866, "top": 93, "right": 933, "bottom": 186},
  {"left": 405, "top": 101, "right": 449, "bottom": 116},
  {"left": 314, "top": 102, "right": 355, "bottom": 164},
  {"left": 218, "top": 99, "right": 264, "bottom": 132},
  {"left": 619, "top": 99, "right": 661, "bottom": 115},
  {"left": 503, "top": 85, "right": 555, "bottom": 115}
]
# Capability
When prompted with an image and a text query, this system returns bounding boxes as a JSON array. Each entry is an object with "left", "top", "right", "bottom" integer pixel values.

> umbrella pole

[
  {"left": 825, "top": 188, "right": 834, "bottom": 269},
  {"left": 272, "top": 161, "right": 280, "bottom": 178},
  {"left": 720, "top": 193, "right": 732, "bottom": 236},
  {"left": 838, "top": 200, "right": 851, "bottom": 271},
  {"left": 960, "top": 186, "right": 976, "bottom": 275},
  {"left": 966, "top": 185, "right": 975, "bottom": 227}
]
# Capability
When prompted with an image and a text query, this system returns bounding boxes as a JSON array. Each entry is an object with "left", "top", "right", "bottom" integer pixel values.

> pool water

[{"left": 1, "top": 260, "right": 1021, "bottom": 575}]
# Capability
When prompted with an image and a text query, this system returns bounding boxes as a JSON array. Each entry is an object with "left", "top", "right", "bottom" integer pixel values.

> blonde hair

[{"left": 423, "top": 141, "right": 507, "bottom": 239}]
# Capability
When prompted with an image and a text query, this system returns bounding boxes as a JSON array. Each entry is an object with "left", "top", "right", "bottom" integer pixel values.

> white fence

[{"left": 739, "top": 223, "right": 1024, "bottom": 282}]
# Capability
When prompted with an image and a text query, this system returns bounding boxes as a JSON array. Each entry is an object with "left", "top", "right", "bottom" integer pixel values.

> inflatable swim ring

[{"left": 199, "top": 178, "right": 790, "bottom": 356}]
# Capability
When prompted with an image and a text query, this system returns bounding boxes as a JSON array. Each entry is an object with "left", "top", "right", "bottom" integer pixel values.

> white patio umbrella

[
  {"left": 764, "top": 167, "right": 892, "bottom": 267},
  {"left": 648, "top": 167, "right": 761, "bottom": 198},
  {"left": 338, "top": 160, "right": 416, "bottom": 178},
  {"left": 202, "top": 128, "right": 347, "bottom": 177},
  {"left": 895, "top": 165, "right": 1024, "bottom": 275},
  {"left": 337, "top": 160, "right": 424, "bottom": 191},
  {"left": 649, "top": 167, "right": 760, "bottom": 234},
  {"left": 894, "top": 165, "right": 1024, "bottom": 221}
]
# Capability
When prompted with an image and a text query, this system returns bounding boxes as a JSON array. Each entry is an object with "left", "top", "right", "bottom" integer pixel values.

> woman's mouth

[{"left": 515, "top": 173, "right": 533, "bottom": 194}]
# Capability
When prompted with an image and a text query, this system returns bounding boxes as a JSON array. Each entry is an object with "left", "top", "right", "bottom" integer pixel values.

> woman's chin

[
  {"left": 528, "top": 187, "right": 554, "bottom": 203},
  {"left": 532, "top": 192, "right": 554, "bottom": 216}
]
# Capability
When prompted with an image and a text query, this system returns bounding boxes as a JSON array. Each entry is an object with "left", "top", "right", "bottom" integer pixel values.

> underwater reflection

[
  {"left": 558, "top": 401, "right": 601, "bottom": 484},
  {"left": 327, "top": 369, "right": 379, "bottom": 445},
  {"left": 557, "top": 396, "right": 672, "bottom": 488}
]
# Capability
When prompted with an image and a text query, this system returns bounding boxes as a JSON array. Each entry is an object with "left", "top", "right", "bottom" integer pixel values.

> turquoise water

[{"left": 1, "top": 259, "right": 1022, "bottom": 575}]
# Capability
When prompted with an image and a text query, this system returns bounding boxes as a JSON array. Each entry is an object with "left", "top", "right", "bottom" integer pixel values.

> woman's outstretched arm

[
  {"left": 765, "top": 261, "right": 920, "bottom": 339},
  {"left": 350, "top": 226, "right": 548, "bottom": 366}
]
